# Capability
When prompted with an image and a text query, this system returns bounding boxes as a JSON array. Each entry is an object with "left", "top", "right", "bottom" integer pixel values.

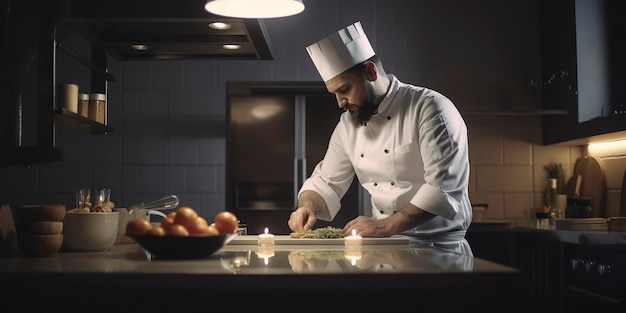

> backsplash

[{"left": 466, "top": 115, "right": 626, "bottom": 226}]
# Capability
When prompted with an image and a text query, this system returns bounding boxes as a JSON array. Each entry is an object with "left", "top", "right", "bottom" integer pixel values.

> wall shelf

[
  {"left": 462, "top": 109, "right": 568, "bottom": 116},
  {"left": 53, "top": 108, "right": 113, "bottom": 134}
]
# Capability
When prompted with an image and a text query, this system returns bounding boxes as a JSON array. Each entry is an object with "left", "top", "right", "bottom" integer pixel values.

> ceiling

[{"left": 59, "top": 0, "right": 273, "bottom": 60}]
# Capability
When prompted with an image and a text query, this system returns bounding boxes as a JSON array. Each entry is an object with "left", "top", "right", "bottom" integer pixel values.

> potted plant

[{"left": 545, "top": 162, "right": 568, "bottom": 218}]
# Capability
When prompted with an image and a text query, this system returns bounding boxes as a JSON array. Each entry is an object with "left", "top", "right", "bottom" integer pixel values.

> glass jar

[
  {"left": 88, "top": 93, "right": 106, "bottom": 124},
  {"left": 78, "top": 93, "right": 89, "bottom": 118},
  {"left": 536, "top": 212, "right": 550, "bottom": 229}
]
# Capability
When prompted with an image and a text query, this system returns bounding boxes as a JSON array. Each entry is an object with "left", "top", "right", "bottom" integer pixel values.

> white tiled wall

[{"left": 466, "top": 114, "right": 626, "bottom": 226}]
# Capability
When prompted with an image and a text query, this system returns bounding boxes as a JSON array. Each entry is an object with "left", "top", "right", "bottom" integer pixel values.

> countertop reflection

[{"left": 0, "top": 242, "right": 513, "bottom": 275}]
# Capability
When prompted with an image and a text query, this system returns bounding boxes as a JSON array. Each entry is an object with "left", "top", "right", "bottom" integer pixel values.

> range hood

[{"left": 59, "top": 0, "right": 273, "bottom": 60}]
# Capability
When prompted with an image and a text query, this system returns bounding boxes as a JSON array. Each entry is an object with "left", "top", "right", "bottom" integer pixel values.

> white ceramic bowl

[{"left": 62, "top": 211, "right": 119, "bottom": 252}]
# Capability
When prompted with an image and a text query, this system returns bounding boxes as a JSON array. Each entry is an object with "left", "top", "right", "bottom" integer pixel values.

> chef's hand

[
  {"left": 288, "top": 206, "right": 317, "bottom": 232},
  {"left": 343, "top": 216, "right": 393, "bottom": 237},
  {"left": 344, "top": 204, "right": 434, "bottom": 237},
  {"left": 287, "top": 251, "right": 328, "bottom": 272}
]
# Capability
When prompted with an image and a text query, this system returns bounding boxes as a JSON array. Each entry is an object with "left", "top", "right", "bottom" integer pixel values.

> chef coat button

[
  {"left": 390, "top": 182, "right": 395, "bottom": 186},
  {"left": 379, "top": 210, "right": 384, "bottom": 214},
  {"left": 373, "top": 182, "right": 378, "bottom": 186},
  {"left": 386, "top": 116, "right": 391, "bottom": 120},
  {"left": 384, "top": 149, "right": 389, "bottom": 153},
  {"left": 360, "top": 153, "right": 364, "bottom": 158}
]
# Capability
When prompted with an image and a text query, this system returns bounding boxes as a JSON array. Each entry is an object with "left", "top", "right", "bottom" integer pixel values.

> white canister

[
  {"left": 88, "top": 93, "right": 106, "bottom": 124},
  {"left": 59, "top": 84, "right": 79, "bottom": 113}
]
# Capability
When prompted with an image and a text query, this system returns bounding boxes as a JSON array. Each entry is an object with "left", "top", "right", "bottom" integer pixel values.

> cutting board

[
  {"left": 619, "top": 171, "right": 626, "bottom": 216},
  {"left": 565, "top": 156, "right": 607, "bottom": 217},
  {"left": 227, "top": 235, "right": 409, "bottom": 245}
]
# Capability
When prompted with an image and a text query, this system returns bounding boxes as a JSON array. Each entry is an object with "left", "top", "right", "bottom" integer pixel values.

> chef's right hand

[{"left": 288, "top": 206, "right": 317, "bottom": 231}]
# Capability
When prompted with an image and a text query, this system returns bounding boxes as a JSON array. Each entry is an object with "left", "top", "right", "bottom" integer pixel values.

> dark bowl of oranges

[{"left": 126, "top": 207, "right": 239, "bottom": 259}]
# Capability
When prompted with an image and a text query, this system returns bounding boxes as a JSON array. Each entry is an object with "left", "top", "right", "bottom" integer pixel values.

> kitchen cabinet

[
  {"left": 540, "top": 0, "right": 626, "bottom": 145},
  {"left": 562, "top": 243, "right": 626, "bottom": 312},
  {"left": 513, "top": 231, "right": 564, "bottom": 313},
  {"left": 466, "top": 223, "right": 515, "bottom": 265},
  {"left": 470, "top": 226, "right": 626, "bottom": 312},
  {"left": 0, "top": 2, "right": 114, "bottom": 166}
]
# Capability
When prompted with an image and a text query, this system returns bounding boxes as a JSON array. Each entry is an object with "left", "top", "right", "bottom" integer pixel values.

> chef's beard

[{"left": 347, "top": 82, "right": 381, "bottom": 127}]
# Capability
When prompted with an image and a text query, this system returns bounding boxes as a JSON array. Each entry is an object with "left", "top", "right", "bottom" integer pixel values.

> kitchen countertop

[
  {"left": 1, "top": 237, "right": 525, "bottom": 312},
  {"left": 470, "top": 221, "right": 626, "bottom": 246}
]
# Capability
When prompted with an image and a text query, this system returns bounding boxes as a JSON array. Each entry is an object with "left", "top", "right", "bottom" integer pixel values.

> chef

[{"left": 287, "top": 21, "right": 473, "bottom": 255}]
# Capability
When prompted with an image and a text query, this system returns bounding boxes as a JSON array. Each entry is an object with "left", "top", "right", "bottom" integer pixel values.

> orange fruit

[
  {"left": 205, "top": 224, "right": 219, "bottom": 236},
  {"left": 126, "top": 218, "right": 152, "bottom": 236},
  {"left": 164, "top": 224, "right": 189, "bottom": 236},
  {"left": 173, "top": 207, "right": 199, "bottom": 231},
  {"left": 147, "top": 226, "right": 166, "bottom": 236},
  {"left": 214, "top": 211, "right": 239, "bottom": 233},
  {"left": 160, "top": 216, "right": 175, "bottom": 228},
  {"left": 187, "top": 216, "right": 209, "bottom": 235}
]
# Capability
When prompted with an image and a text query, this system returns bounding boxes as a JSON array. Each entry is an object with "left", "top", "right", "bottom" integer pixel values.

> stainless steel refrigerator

[{"left": 226, "top": 82, "right": 365, "bottom": 234}]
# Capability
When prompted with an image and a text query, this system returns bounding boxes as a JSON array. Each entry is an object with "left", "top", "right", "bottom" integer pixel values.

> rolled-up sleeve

[{"left": 411, "top": 95, "right": 469, "bottom": 220}]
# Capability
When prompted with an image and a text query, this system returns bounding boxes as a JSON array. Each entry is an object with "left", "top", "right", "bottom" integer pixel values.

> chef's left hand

[{"left": 343, "top": 216, "right": 393, "bottom": 238}]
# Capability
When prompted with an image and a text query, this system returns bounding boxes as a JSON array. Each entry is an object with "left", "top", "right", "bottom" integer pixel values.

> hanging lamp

[{"left": 204, "top": 0, "right": 305, "bottom": 18}]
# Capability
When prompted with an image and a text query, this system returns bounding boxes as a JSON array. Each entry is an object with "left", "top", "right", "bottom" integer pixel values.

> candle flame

[
  {"left": 264, "top": 227, "right": 269, "bottom": 235},
  {"left": 351, "top": 229, "right": 357, "bottom": 237}
]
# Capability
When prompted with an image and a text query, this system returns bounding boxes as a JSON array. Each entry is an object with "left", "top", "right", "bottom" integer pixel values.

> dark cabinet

[
  {"left": 540, "top": 0, "right": 626, "bottom": 145},
  {"left": 562, "top": 243, "right": 626, "bottom": 312},
  {"left": 513, "top": 232, "right": 564, "bottom": 313},
  {"left": 0, "top": 1, "right": 114, "bottom": 167}
]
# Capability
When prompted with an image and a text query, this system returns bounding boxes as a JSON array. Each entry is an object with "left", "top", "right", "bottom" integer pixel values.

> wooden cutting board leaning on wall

[{"left": 564, "top": 156, "right": 607, "bottom": 217}]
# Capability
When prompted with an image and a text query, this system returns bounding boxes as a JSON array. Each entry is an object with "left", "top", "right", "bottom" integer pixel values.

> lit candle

[
  {"left": 258, "top": 227, "right": 274, "bottom": 247},
  {"left": 344, "top": 248, "right": 362, "bottom": 266},
  {"left": 256, "top": 246, "right": 275, "bottom": 265},
  {"left": 344, "top": 229, "right": 362, "bottom": 247}
]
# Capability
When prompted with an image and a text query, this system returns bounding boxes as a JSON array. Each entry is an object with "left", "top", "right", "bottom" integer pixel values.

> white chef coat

[{"left": 299, "top": 74, "right": 472, "bottom": 244}]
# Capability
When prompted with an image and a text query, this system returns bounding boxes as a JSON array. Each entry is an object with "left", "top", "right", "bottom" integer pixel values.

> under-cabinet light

[{"left": 588, "top": 139, "right": 626, "bottom": 157}]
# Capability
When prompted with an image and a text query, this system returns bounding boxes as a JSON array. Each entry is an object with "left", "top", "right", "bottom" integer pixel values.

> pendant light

[{"left": 205, "top": 0, "right": 305, "bottom": 18}]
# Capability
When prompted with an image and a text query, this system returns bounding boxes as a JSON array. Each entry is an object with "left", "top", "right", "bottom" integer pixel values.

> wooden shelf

[{"left": 53, "top": 108, "right": 114, "bottom": 134}]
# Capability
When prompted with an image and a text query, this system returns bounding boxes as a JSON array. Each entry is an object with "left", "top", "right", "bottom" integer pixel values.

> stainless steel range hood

[{"left": 59, "top": 0, "right": 273, "bottom": 60}]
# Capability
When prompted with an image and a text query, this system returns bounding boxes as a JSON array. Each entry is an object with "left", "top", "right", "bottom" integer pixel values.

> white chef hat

[{"left": 306, "top": 21, "right": 375, "bottom": 82}]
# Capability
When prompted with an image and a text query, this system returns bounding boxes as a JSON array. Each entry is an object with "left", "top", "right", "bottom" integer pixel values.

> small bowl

[
  {"left": 129, "top": 233, "right": 237, "bottom": 260},
  {"left": 18, "top": 221, "right": 63, "bottom": 235},
  {"left": 18, "top": 234, "right": 63, "bottom": 257},
  {"left": 17, "top": 204, "right": 66, "bottom": 222},
  {"left": 62, "top": 211, "right": 119, "bottom": 252}
]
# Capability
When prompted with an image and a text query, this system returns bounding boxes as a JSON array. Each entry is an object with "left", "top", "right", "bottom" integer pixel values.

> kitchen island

[{"left": 1, "top": 236, "right": 525, "bottom": 313}]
